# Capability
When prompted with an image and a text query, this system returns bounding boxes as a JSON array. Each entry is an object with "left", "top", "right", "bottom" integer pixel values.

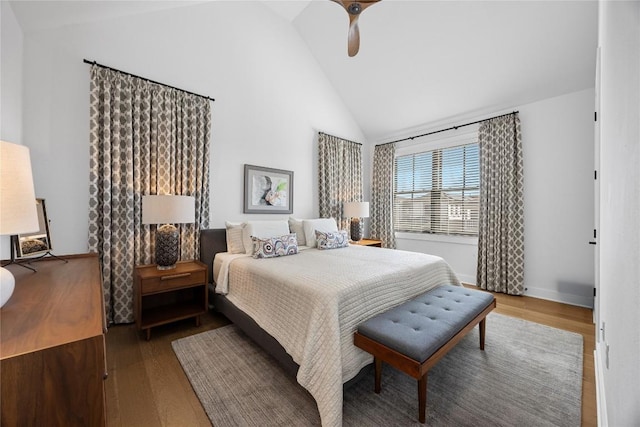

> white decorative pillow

[
  {"left": 252, "top": 233, "right": 299, "bottom": 259},
  {"left": 315, "top": 230, "right": 349, "bottom": 250},
  {"left": 242, "top": 220, "right": 290, "bottom": 254},
  {"left": 225, "top": 221, "right": 246, "bottom": 254},
  {"left": 303, "top": 218, "right": 338, "bottom": 248},
  {"left": 288, "top": 217, "right": 306, "bottom": 246}
]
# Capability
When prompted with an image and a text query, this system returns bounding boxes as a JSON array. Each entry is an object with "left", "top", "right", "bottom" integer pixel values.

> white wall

[
  {"left": 0, "top": 2, "right": 25, "bottom": 260},
  {"left": 1, "top": 1, "right": 23, "bottom": 143},
  {"left": 520, "top": 89, "right": 595, "bottom": 307},
  {"left": 395, "top": 234, "right": 478, "bottom": 284},
  {"left": 596, "top": 1, "right": 640, "bottom": 424},
  {"left": 11, "top": 2, "right": 364, "bottom": 257},
  {"left": 372, "top": 88, "right": 595, "bottom": 307}
]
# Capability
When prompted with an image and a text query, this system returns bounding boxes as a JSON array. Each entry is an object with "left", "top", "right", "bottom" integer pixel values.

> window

[{"left": 394, "top": 142, "right": 480, "bottom": 236}]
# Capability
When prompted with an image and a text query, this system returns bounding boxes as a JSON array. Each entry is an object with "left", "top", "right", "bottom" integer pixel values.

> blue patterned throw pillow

[
  {"left": 315, "top": 230, "right": 349, "bottom": 250},
  {"left": 251, "top": 233, "right": 299, "bottom": 259}
]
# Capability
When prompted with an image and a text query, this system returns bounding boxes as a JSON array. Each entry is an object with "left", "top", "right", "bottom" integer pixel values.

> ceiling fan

[{"left": 331, "top": 0, "right": 382, "bottom": 57}]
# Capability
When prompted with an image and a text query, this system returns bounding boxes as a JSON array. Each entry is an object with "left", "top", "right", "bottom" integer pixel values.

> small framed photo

[
  {"left": 244, "top": 164, "right": 293, "bottom": 214},
  {"left": 13, "top": 198, "right": 53, "bottom": 258}
]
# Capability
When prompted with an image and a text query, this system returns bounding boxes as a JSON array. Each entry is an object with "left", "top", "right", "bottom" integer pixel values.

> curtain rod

[
  {"left": 319, "top": 131, "right": 362, "bottom": 146},
  {"left": 376, "top": 111, "right": 519, "bottom": 147},
  {"left": 83, "top": 59, "right": 215, "bottom": 102}
]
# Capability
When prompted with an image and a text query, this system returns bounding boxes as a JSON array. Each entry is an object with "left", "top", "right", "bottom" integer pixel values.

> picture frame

[
  {"left": 12, "top": 198, "right": 53, "bottom": 258},
  {"left": 243, "top": 164, "right": 293, "bottom": 214}
]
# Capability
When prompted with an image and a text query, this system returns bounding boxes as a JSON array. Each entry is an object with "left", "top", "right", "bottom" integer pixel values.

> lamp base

[
  {"left": 350, "top": 218, "right": 363, "bottom": 242},
  {"left": 156, "top": 224, "right": 179, "bottom": 270},
  {"left": 1, "top": 266, "right": 16, "bottom": 308}
]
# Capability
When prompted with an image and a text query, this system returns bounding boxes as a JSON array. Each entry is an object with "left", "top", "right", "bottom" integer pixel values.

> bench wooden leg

[
  {"left": 479, "top": 318, "right": 486, "bottom": 350},
  {"left": 418, "top": 374, "right": 427, "bottom": 423},
  {"left": 374, "top": 357, "right": 382, "bottom": 393}
]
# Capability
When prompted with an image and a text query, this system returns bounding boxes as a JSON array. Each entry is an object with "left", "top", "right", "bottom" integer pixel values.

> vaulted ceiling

[
  {"left": 9, "top": 0, "right": 598, "bottom": 142},
  {"left": 294, "top": 0, "right": 597, "bottom": 141}
]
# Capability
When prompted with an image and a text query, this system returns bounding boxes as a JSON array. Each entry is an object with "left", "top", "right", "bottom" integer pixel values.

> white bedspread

[{"left": 215, "top": 245, "right": 460, "bottom": 427}]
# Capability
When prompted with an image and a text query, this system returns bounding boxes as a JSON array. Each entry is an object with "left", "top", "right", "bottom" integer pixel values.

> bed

[{"left": 199, "top": 228, "right": 461, "bottom": 427}]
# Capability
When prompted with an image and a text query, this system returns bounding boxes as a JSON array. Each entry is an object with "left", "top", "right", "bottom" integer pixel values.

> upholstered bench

[{"left": 354, "top": 285, "right": 496, "bottom": 423}]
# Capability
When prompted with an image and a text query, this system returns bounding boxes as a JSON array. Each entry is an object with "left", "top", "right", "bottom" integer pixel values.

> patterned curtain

[
  {"left": 370, "top": 143, "right": 396, "bottom": 248},
  {"left": 318, "top": 132, "right": 362, "bottom": 230},
  {"left": 477, "top": 113, "right": 524, "bottom": 295},
  {"left": 88, "top": 65, "right": 211, "bottom": 324}
]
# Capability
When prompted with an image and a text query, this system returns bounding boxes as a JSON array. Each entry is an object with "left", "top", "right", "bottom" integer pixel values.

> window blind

[{"left": 394, "top": 143, "right": 480, "bottom": 236}]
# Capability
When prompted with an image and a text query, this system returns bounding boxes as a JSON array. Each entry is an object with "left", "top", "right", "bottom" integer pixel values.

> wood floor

[{"left": 105, "top": 291, "right": 596, "bottom": 427}]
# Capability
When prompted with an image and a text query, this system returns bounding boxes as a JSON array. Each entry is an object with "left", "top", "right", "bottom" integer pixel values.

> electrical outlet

[{"left": 606, "top": 344, "right": 610, "bottom": 369}]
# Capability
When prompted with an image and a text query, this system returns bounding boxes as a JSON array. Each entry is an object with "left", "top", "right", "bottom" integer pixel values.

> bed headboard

[{"left": 199, "top": 228, "right": 227, "bottom": 284}]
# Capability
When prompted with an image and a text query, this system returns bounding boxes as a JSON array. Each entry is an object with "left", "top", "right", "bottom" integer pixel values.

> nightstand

[
  {"left": 350, "top": 238, "right": 383, "bottom": 247},
  {"left": 134, "top": 260, "right": 208, "bottom": 340}
]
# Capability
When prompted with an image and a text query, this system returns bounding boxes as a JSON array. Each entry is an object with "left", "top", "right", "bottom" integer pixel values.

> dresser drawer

[{"left": 140, "top": 270, "right": 206, "bottom": 294}]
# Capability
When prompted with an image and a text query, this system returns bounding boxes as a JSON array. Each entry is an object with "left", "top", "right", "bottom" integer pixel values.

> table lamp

[
  {"left": 0, "top": 141, "right": 40, "bottom": 307},
  {"left": 142, "top": 195, "right": 195, "bottom": 270},
  {"left": 344, "top": 201, "right": 369, "bottom": 242}
]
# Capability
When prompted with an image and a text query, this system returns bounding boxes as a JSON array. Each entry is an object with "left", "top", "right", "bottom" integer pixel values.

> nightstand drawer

[{"left": 141, "top": 270, "right": 206, "bottom": 294}]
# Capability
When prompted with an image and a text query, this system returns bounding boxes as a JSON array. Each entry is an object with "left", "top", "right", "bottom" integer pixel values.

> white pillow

[
  {"left": 288, "top": 217, "right": 306, "bottom": 246},
  {"left": 242, "top": 220, "right": 290, "bottom": 254},
  {"left": 225, "top": 221, "right": 246, "bottom": 254},
  {"left": 303, "top": 218, "right": 338, "bottom": 248}
]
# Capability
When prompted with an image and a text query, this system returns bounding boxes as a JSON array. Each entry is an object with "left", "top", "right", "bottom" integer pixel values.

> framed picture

[
  {"left": 244, "top": 164, "right": 293, "bottom": 214},
  {"left": 12, "top": 198, "right": 53, "bottom": 258}
]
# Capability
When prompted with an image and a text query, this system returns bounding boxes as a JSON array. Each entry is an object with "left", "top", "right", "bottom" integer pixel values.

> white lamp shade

[
  {"left": 142, "top": 195, "right": 195, "bottom": 225},
  {"left": 343, "top": 201, "right": 370, "bottom": 218},
  {"left": 0, "top": 141, "right": 39, "bottom": 235}
]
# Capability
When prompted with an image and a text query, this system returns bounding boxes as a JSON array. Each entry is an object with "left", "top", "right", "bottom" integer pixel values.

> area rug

[{"left": 172, "top": 313, "right": 583, "bottom": 426}]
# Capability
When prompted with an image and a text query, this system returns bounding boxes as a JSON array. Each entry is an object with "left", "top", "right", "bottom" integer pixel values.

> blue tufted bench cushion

[
  {"left": 357, "top": 285, "right": 495, "bottom": 362},
  {"left": 354, "top": 284, "right": 496, "bottom": 423}
]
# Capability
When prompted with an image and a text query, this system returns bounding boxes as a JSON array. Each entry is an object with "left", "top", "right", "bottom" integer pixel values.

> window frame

[{"left": 393, "top": 127, "right": 480, "bottom": 243}]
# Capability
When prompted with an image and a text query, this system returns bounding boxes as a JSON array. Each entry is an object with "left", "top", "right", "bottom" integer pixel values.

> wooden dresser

[{"left": 0, "top": 254, "right": 107, "bottom": 426}]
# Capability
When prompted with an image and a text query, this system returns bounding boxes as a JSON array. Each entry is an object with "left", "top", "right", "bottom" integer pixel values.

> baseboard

[
  {"left": 523, "top": 286, "right": 594, "bottom": 308},
  {"left": 456, "top": 274, "right": 476, "bottom": 284},
  {"left": 459, "top": 282, "right": 593, "bottom": 308},
  {"left": 594, "top": 344, "right": 608, "bottom": 427}
]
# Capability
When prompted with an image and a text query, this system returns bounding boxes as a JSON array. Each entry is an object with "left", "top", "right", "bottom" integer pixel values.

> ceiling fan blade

[
  {"left": 331, "top": 0, "right": 381, "bottom": 56},
  {"left": 348, "top": 17, "right": 360, "bottom": 57}
]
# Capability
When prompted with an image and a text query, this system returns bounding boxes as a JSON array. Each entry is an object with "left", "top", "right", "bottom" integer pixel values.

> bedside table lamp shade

[
  {"left": 0, "top": 141, "right": 40, "bottom": 307},
  {"left": 142, "top": 195, "right": 195, "bottom": 270},
  {"left": 344, "top": 201, "right": 369, "bottom": 242}
]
